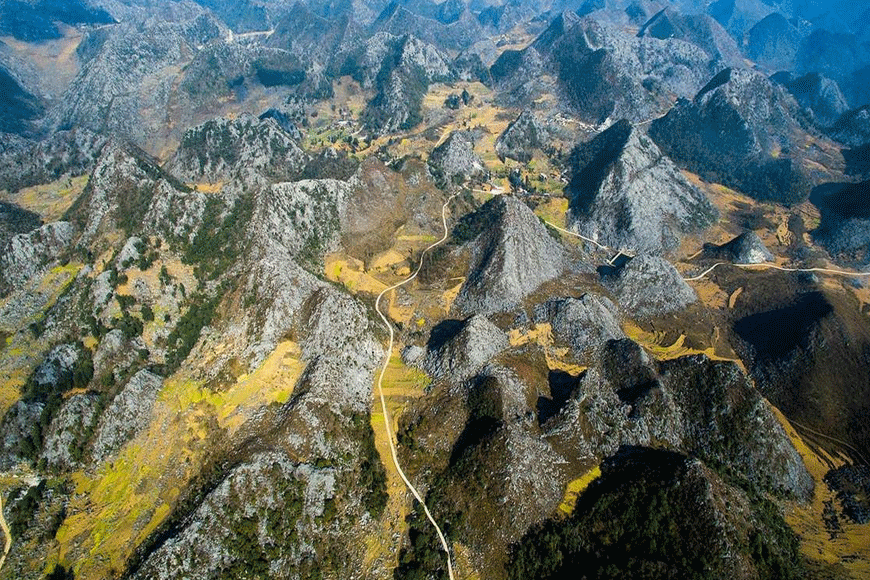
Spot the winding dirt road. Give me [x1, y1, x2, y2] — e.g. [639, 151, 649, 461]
[374, 192, 460, 580]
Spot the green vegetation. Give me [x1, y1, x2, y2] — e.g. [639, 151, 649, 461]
[183, 194, 254, 280]
[164, 294, 220, 371]
[351, 412, 388, 518]
[18, 343, 94, 461]
[394, 499, 452, 580]
[506, 449, 805, 580]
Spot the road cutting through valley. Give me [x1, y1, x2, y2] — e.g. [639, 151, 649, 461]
[375, 189, 870, 579]
[374, 192, 460, 580]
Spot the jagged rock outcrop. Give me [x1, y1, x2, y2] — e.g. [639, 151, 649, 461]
[296, 287, 383, 412]
[70, 141, 200, 246]
[165, 114, 308, 185]
[91, 369, 164, 463]
[372, 2, 484, 51]
[422, 315, 509, 382]
[533, 294, 625, 356]
[0, 399, 43, 469]
[703, 231, 774, 264]
[638, 7, 743, 67]
[649, 67, 814, 204]
[357, 33, 454, 134]
[434, 364, 566, 570]
[827, 105, 870, 147]
[490, 13, 720, 124]
[601, 255, 697, 317]
[546, 339, 813, 498]
[773, 72, 850, 127]
[0, 222, 73, 295]
[130, 452, 336, 580]
[50, 20, 190, 145]
[40, 392, 102, 470]
[428, 130, 486, 184]
[566, 120, 717, 255]
[92, 329, 148, 381]
[453, 195, 567, 316]
[746, 13, 801, 71]
[494, 110, 548, 163]
[0, 343, 80, 468]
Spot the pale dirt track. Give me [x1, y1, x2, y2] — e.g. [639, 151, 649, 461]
[374, 192, 460, 580]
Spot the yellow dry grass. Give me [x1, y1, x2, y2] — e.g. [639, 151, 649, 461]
[440, 279, 465, 315]
[508, 323, 586, 375]
[54, 336, 305, 578]
[773, 407, 870, 578]
[533, 196, 570, 230]
[2, 175, 88, 222]
[623, 321, 742, 369]
[189, 182, 224, 194]
[0, 263, 81, 416]
[365, 351, 430, 573]
[324, 253, 389, 295]
[558, 466, 602, 515]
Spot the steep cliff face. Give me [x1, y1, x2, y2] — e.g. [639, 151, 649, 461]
[566, 119, 717, 255]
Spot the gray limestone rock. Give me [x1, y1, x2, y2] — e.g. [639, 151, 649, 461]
[40, 392, 102, 470]
[495, 110, 548, 163]
[428, 130, 487, 183]
[132, 451, 334, 580]
[297, 287, 383, 412]
[0, 400, 44, 469]
[601, 254, 697, 317]
[546, 340, 814, 499]
[649, 67, 815, 204]
[703, 231, 774, 264]
[91, 369, 163, 463]
[0, 221, 73, 294]
[165, 114, 309, 185]
[534, 294, 625, 356]
[423, 315, 509, 383]
[567, 119, 717, 255]
[454, 195, 567, 316]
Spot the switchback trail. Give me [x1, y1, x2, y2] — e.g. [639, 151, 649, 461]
[374, 192, 459, 580]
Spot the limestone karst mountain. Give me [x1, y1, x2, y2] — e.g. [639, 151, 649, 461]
[566, 119, 717, 255]
[0, 3, 868, 579]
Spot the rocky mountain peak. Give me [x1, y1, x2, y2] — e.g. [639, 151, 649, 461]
[566, 119, 717, 255]
[601, 254, 698, 317]
[454, 195, 567, 316]
[650, 67, 814, 204]
[703, 231, 774, 264]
